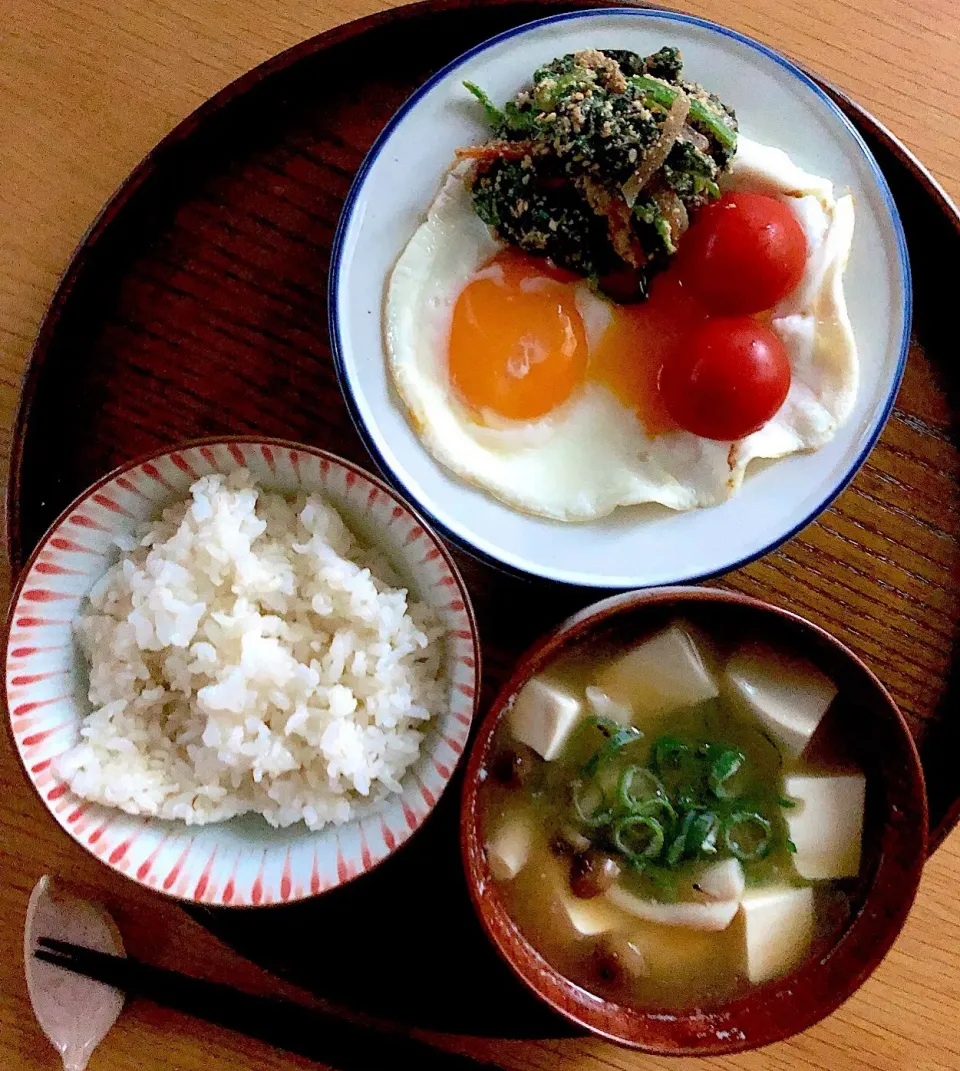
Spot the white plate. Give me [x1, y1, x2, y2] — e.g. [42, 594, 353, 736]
[329, 8, 910, 588]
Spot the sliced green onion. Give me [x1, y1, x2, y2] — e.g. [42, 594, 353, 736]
[708, 747, 744, 798]
[571, 722, 790, 873]
[572, 779, 614, 828]
[780, 796, 798, 809]
[651, 735, 690, 772]
[582, 724, 643, 777]
[688, 810, 720, 856]
[612, 814, 665, 865]
[565, 713, 624, 767]
[585, 714, 624, 738]
[617, 765, 665, 811]
[633, 795, 677, 824]
[723, 812, 773, 862]
[786, 839, 798, 854]
[666, 809, 697, 867]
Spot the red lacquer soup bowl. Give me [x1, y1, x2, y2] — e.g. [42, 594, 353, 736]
[461, 587, 926, 1054]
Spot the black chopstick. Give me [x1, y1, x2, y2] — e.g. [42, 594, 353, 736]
[35, 938, 506, 1071]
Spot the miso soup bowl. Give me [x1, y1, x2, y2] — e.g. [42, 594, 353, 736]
[460, 586, 927, 1055]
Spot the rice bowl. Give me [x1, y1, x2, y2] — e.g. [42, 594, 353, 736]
[5, 441, 479, 905]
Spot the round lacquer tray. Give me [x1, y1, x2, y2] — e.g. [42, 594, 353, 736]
[8, 0, 960, 1040]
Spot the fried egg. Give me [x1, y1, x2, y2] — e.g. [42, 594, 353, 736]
[384, 136, 857, 521]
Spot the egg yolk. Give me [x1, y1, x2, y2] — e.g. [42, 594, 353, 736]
[591, 273, 708, 436]
[449, 252, 588, 421]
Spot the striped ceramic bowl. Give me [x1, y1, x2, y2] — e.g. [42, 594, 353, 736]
[4, 439, 479, 905]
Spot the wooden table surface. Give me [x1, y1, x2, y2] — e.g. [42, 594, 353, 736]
[3, 0, 960, 1068]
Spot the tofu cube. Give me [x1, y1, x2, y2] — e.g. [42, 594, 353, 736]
[486, 814, 533, 882]
[560, 892, 625, 937]
[784, 773, 865, 880]
[508, 678, 584, 761]
[695, 858, 745, 902]
[740, 885, 814, 984]
[725, 642, 837, 758]
[596, 625, 719, 721]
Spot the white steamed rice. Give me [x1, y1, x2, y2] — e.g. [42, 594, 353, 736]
[56, 469, 445, 830]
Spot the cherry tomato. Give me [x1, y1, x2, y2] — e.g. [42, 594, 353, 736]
[679, 192, 807, 315]
[660, 318, 791, 441]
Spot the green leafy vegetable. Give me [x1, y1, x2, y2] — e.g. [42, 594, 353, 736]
[463, 48, 737, 297]
[628, 75, 738, 153]
[502, 100, 540, 135]
[689, 98, 739, 153]
[464, 80, 541, 137]
[628, 73, 680, 110]
[693, 175, 721, 200]
[463, 81, 504, 127]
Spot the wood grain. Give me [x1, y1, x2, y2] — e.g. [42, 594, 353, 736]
[2, 1, 960, 1069]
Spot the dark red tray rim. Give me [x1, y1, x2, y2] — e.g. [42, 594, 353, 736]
[5, 0, 959, 848]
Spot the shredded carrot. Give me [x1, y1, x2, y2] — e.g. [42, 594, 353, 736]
[455, 141, 534, 162]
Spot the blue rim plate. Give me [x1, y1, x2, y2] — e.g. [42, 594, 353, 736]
[328, 7, 911, 589]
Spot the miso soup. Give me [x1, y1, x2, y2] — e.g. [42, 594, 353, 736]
[479, 622, 865, 1010]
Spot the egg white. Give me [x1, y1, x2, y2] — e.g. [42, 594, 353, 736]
[384, 138, 857, 521]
